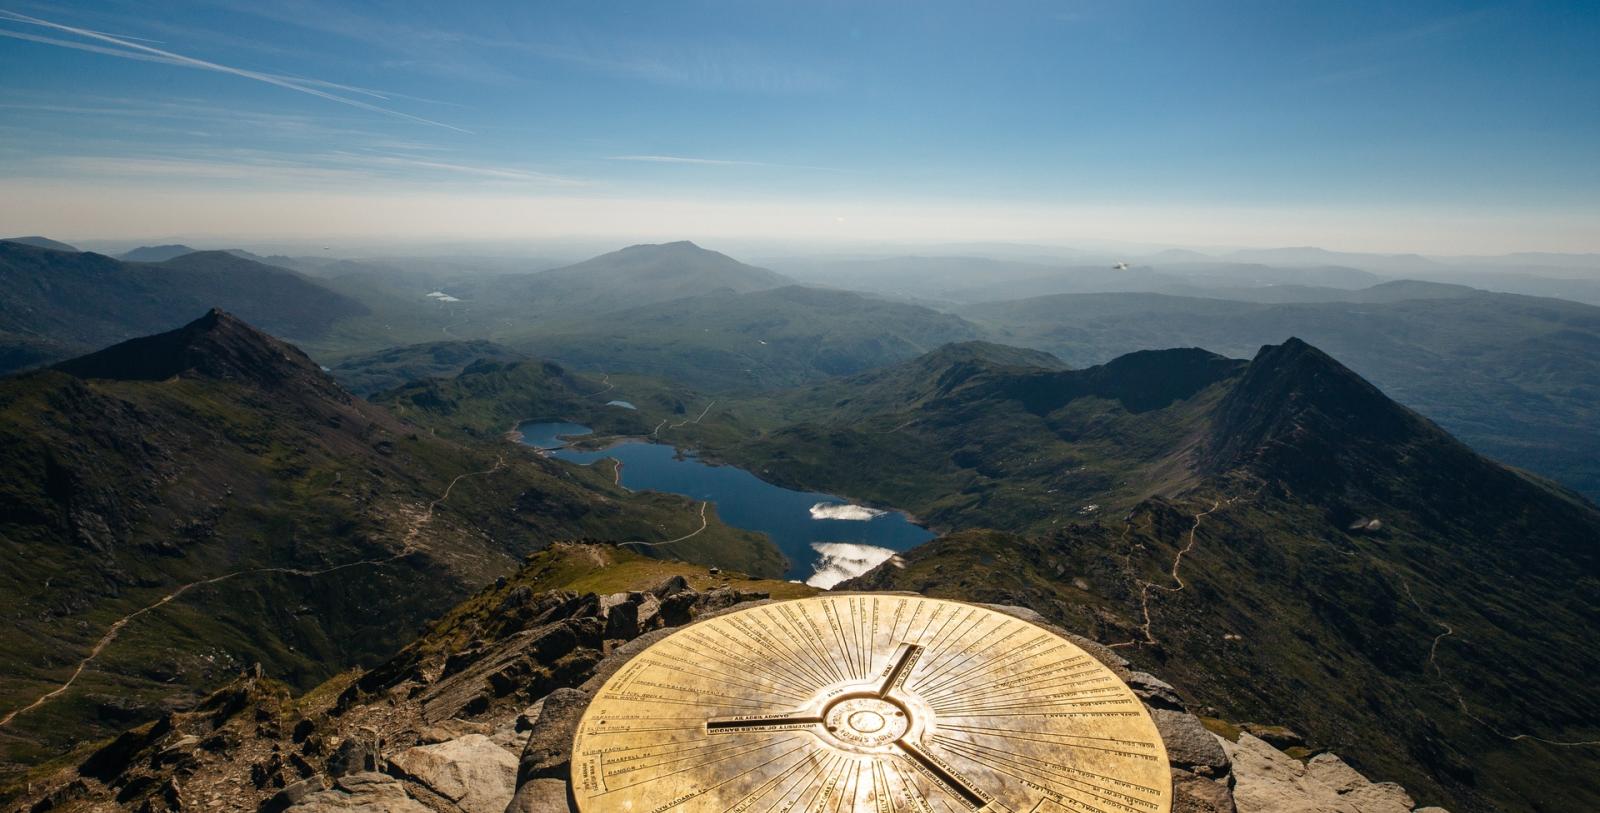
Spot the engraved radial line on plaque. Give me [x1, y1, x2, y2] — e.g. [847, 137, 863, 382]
[934, 738, 1160, 811]
[864, 598, 876, 678]
[957, 663, 1102, 700]
[745, 748, 825, 813]
[760, 606, 840, 688]
[930, 680, 1122, 708]
[920, 637, 1063, 698]
[894, 739, 992, 808]
[850, 598, 864, 680]
[845, 759, 866, 813]
[868, 597, 881, 677]
[933, 693, 1134, 717]
[913, 617, 1017, 692]
[822, 599, 859, 681]
[846, 598, 862, 680]
[764, 751, 831, 813]
[597, 737, 806, 794]
[924, 651, 1085, 703]
[825, 601, 864, 681]
[613, 736, 786, 775]
[913, 602, 947, 644]
[642, 658, 808, 703]
[935, 674, 1118, 710]
[836, 598, 864, 681]
[940, 722, 1160, 750]
[872, 761, 897, 813]
[779, 602, 850, 686]
[886, 762, 922, 810]
[755, 608, 837, 688]
[608, 694, 768, 710]
[924, 607, 986, 669]
[592, 733, 779, 758]
[723, 613, 822, 689]
[902, 600, 928, 645]
[929, 687, 1126, 715]
[909, 611, 993, 691]
[728, 748, 827, 813]
[815, 755, 854, 813]
[935, 727, 1159, 762]
[963, 658, 1103, 698]
[915, 606, 967, 669]
[771, 604, 846, 686]
[684, 631, 815, 695]
[933, 733, 1163, 795]
[913, 743, 1068, 810]
[878, 644, 920, 697]
[891, 599, 916, 647]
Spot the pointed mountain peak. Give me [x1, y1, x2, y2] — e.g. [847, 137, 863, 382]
[1205, 337, 1437, 475]
[53, 309, 341, 396]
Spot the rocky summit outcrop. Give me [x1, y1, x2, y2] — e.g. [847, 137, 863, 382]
[14, 559, 1443, 813]
[1221, 733, 1448, 813]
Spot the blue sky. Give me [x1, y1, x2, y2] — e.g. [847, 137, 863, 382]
[1, 1, 1596, 251]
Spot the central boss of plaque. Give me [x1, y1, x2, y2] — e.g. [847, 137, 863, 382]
[571, 595, 1171, 812]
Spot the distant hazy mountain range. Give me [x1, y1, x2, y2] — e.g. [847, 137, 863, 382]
[5, 236, 1599, 500]
[0, 241, 367, 371]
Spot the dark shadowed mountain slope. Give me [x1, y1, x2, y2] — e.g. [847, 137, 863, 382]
[645, 341, 1244, 531]
[0, 243, 368, 373]
[0, 312, 774, 781]
[839, 339, 1600, 813]
[962, 288, 1600, 500]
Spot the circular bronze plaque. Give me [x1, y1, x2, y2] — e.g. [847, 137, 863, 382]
[571, 595, 1171, 812]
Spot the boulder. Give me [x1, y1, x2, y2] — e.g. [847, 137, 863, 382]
[506, 777, 575, 813]
[1152, 708, 1229, 774]
[284, 772, 429, 813]
[387, 734, 517, 813]
[516, 688, 590, 782]
[264, 775, 328, 812]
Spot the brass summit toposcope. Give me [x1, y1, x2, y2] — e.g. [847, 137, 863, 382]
[571, 595, 1171, 812]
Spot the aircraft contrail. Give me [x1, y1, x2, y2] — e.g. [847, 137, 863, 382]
[0, 9, 472, 134]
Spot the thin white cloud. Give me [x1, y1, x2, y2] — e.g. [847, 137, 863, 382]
[608, 154, 844, 172]
[334, 152, 589, 186]
[28, 148, 587, 189]
[0, 9, 471, 133]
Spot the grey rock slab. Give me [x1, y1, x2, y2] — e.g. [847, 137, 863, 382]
[388, 734, 517, 813]
[1152, 708, 1229, 773]
[284, 772, 429, 813]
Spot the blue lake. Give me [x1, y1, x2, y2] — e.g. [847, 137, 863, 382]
[516, 422, 934, 586]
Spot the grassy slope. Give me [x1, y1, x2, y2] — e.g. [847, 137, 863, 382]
[838, 341, 1600, 813]
[0, 327, 781, 779]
